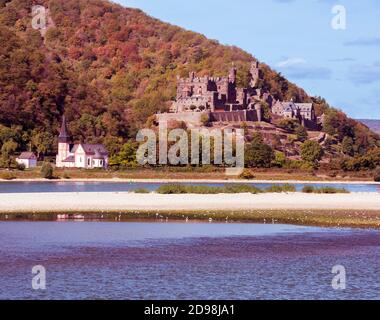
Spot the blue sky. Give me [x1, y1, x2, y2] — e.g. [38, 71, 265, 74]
[117, 0, 380, 119]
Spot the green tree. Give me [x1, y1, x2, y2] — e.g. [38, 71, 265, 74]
[277, 119, 299, 132]
[274, 151, 286, 167]
[31, 130, 54, 158]
[295, 125, 308, 142]
[342, 136, 355, 157]
[301, 140, 324, 165]
[41, 162, 54, 179]
[245, 133, 275, 168]
[0, 140, 18, 168]
[109, 141, 138, 168]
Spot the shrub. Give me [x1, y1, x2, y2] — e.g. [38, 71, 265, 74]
[239, 169, 255, 180]
[0, 171, 16, 180]
[17, 163, 25, 171]
[223, 184, 262, 194]
[317, 187, 349, 194]
[302, 186, 315, 193]
[295, 125, 308, 142]
[134, 188, 150, 193]
[302, 186, 349, 194]
[301, 140, 324, 164]
[62, 172, 71, 179]
[41, 162, 54, 179]
[266, 184, 296, 193]
[245, 133, 275, 168]
[156, 184, 188, 194]
[374, 168, 380, 182]
[156, 184, 262, 194]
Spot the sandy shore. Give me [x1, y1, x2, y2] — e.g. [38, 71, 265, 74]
[0, 192, 379, 213]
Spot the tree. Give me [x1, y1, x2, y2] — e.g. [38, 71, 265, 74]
[0, 140, 18, 168]
[274, 151, 286, 167]
[277, 119, 299, 132]
[342, 136, 354, 156]
[41, 162, 54, 179]
[301, 140, 324, 165]
[295, 125, 308, 142]
[31, 131, 54, 158]
[374, 167, 380, 182]
[109, 141, 138, 168]
[245, 133, 275, 168]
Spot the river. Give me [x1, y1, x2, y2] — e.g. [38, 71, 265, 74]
[0, 181, 379, 193]
[0, 222, 379, 300]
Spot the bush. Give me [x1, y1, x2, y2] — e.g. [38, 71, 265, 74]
[374, 168, 380, 182]
[239, 169, 255, 180]
[17, 163, 25, 171]
[62, 172, 71, 179]
[223, 184, 262, 194]
[302, 186, 315, 193]
[134, 188, 150, 193]
[0, 171, 16, 180]
[41, 163, 54, 179]
[266, 184, 296, 193]
[156, 184, 262, 194]
[302, 186, 349, 194]
[156, 184, 189, 194]
[301, 140, 324, 165]
[245, 133, 275, 168]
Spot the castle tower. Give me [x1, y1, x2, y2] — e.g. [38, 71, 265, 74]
[228, 66, 237, 84]
[250, 60, 260, 88]
[56, 115, 71, 167]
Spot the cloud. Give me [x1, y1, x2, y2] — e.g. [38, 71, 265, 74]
[275, 58, 306, 67]
[347, 61, 380, 84]
[344, 38, 380, 46]
[275, 58, 332, 80]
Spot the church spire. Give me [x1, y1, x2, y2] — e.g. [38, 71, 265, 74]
[58, 115, 70, 143]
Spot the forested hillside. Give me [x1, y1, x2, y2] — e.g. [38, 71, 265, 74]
[0, 0, 379, 167]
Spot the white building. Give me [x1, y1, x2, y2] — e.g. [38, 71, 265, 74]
[16, 152, 37, 169]
[56, 116, 109, 169]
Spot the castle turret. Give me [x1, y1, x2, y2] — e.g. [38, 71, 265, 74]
[250, 60, 260, 88]
[228, 66, 237, 84]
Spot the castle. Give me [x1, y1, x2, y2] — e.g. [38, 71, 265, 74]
[158, 61, 317, 128]
[56, 116, 109, 169]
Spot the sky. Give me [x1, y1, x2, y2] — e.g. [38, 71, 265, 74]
[117, 0, 380, 119]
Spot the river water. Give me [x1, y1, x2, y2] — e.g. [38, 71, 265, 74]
[0, 181, 379, 193]
[0, 222, 379, 300]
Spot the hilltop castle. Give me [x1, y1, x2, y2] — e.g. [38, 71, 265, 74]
[158, 61, 318, 128]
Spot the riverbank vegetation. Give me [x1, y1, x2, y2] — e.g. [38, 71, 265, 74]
[302, 186, 349, 194]
[155, 184, 298, 194]
[0, 166, 379, 182]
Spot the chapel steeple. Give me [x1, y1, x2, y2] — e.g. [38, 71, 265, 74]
[58, 115, 70, 143]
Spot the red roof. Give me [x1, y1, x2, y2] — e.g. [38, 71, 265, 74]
[17, 152, 37, 160]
